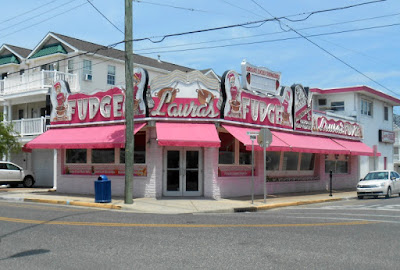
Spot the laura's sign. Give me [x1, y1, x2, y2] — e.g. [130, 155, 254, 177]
[312, 114, 363, 139]
[147, 70, 221, 119]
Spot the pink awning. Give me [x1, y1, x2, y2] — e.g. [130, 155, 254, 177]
[24, 123, 146, 149]
[332, 138, 380, 156]
[222, 125, 291, 152]
[272, 130, 350, 154]
[156, 123, 220, 147]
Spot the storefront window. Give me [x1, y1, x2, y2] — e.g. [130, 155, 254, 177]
[66, 149, 87, 163]
[92, 149, 115, 163]
[300, 153, 315, 171]
[266, 151, 280, 171]
[325, 159, 349, 174]
[219, 132, 235, 164]
[120, 132, 146, 164]
[239, 141, 251, 165]
[282, 152, 298, 171]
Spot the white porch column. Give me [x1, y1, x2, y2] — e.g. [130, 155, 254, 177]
[53, 149, 57, 190]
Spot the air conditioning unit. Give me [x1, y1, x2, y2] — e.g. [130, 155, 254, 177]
[84, 74, 92, 81]
[318, 99, 327, 106]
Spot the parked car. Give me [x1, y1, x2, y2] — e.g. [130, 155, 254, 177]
[357, 170, 400, 199]
[0, 161, 35, 188]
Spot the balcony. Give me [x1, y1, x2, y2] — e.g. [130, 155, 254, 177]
[0, 70, 78, 96]
[5, 116, 48, 137]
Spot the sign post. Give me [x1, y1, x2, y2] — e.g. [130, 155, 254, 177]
[247, 131, 258, 204]
[257, 128, 272, 203]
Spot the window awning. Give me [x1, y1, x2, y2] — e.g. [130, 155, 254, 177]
[24, 123, 146, 150]
[221, 125, 291, 152]
[271, 130, 350, 154]
[156, 123, 220, 147]
[332, 138, 380, 156]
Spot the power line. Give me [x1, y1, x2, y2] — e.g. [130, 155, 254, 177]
[135, 11, 400, 52]
[0, 1, 89, 40]
[136, 22, 400, 54]
[0, 0, 82, 33]
[0, 0, 61, 25]
[130, 0, 388, 43]
[86, 0, 124, 34]
[250, 0, 397, 96]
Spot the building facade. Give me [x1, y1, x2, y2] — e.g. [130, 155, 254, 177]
[0, 32, 218, 187]
[25, 61, 399, 199]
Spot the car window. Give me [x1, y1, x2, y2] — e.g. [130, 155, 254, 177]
[391, 172, 396, 179]
[364, 172, 388, 180]
[0, 163, 7, 169]
[6, 164, 20, 171]
[394, 172, 400, 178]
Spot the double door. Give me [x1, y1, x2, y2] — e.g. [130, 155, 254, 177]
[163, 148, 203, 196]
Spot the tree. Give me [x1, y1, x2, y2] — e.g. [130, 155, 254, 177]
[0, 113, 21, 158]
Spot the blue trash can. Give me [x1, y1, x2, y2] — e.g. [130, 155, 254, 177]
[94, 175, 111, 203]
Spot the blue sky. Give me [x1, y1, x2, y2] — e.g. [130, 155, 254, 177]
[2, 0, 400, 103]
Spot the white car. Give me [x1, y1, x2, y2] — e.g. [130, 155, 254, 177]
[357, 170, 400, 199]
[0, 161, 35, 188]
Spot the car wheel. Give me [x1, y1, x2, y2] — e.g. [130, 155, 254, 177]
[358, 195, 363, 199]
[385, 187, 392, 199]
[23, 176, 34, 188]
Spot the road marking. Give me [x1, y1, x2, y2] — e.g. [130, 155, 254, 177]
[0, 216, 377, 228]
[0, 202, 86, 212]
[292, 216, 400, 224]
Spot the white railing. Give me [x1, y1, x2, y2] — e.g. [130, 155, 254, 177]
[1, 70, 78, 95]
[0, 79, 4, 95]
[7, 116, 48, 136]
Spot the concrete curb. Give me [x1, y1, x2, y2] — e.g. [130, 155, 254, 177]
[234, 198, 344, 212]
[23, 198, 122, 210]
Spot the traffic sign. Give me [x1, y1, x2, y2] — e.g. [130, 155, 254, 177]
[257, 128, 272, 148]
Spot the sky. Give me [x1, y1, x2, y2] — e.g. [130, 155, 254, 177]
[1, 0, 400, 106]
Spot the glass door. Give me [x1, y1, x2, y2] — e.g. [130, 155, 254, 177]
[164, 148, 203, 196]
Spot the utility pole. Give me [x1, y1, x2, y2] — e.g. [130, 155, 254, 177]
[124, 0, 134, 204]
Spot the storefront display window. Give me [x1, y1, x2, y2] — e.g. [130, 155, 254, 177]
[120, 132, 146, 164]
[66, 149, 87, 163]
[219, 132, 235, 164]
[282, 152, 299, 170]
[239, 141, 251, 165]
[325, 156, 349, 174]
[92, 149, 115, 163]
[266, 151, 280, 171]
[300, 153, 315, 171]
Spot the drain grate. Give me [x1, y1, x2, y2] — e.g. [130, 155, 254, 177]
[234, 207, 257, 213]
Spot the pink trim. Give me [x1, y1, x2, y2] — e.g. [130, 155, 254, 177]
[222, 125, 291, 152]
[272, 130, 350, 154]
[332, 138, 381, 156]
[311, 86, 400, 105]
[25, 124, 146, 149]
[156, 123, 220, 147]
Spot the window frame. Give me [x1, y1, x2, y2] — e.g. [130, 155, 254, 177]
[361, 99, 373, 116]
[331, 101, 344, 111]
[83, 59, 92, 80]
[384, 106, 389, 121]
[218, 131, 251, 166]
[107, 65, 116, 85]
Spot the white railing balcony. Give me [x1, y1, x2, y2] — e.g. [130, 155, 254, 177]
[0, 79, 4, 95]
[7, 116, 48, 137]
[1, 70, 78, 95]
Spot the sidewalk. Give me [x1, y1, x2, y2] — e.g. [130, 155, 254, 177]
[0, 187, 357, 214]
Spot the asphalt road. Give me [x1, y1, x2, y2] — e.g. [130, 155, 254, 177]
[0, 196, 399, 270]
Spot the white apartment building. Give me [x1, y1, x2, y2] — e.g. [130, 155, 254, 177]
[0, 32, 218, 187]
[311, 86, 399, 179]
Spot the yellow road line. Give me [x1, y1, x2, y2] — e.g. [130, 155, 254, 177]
[0, 216, 378, 228]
